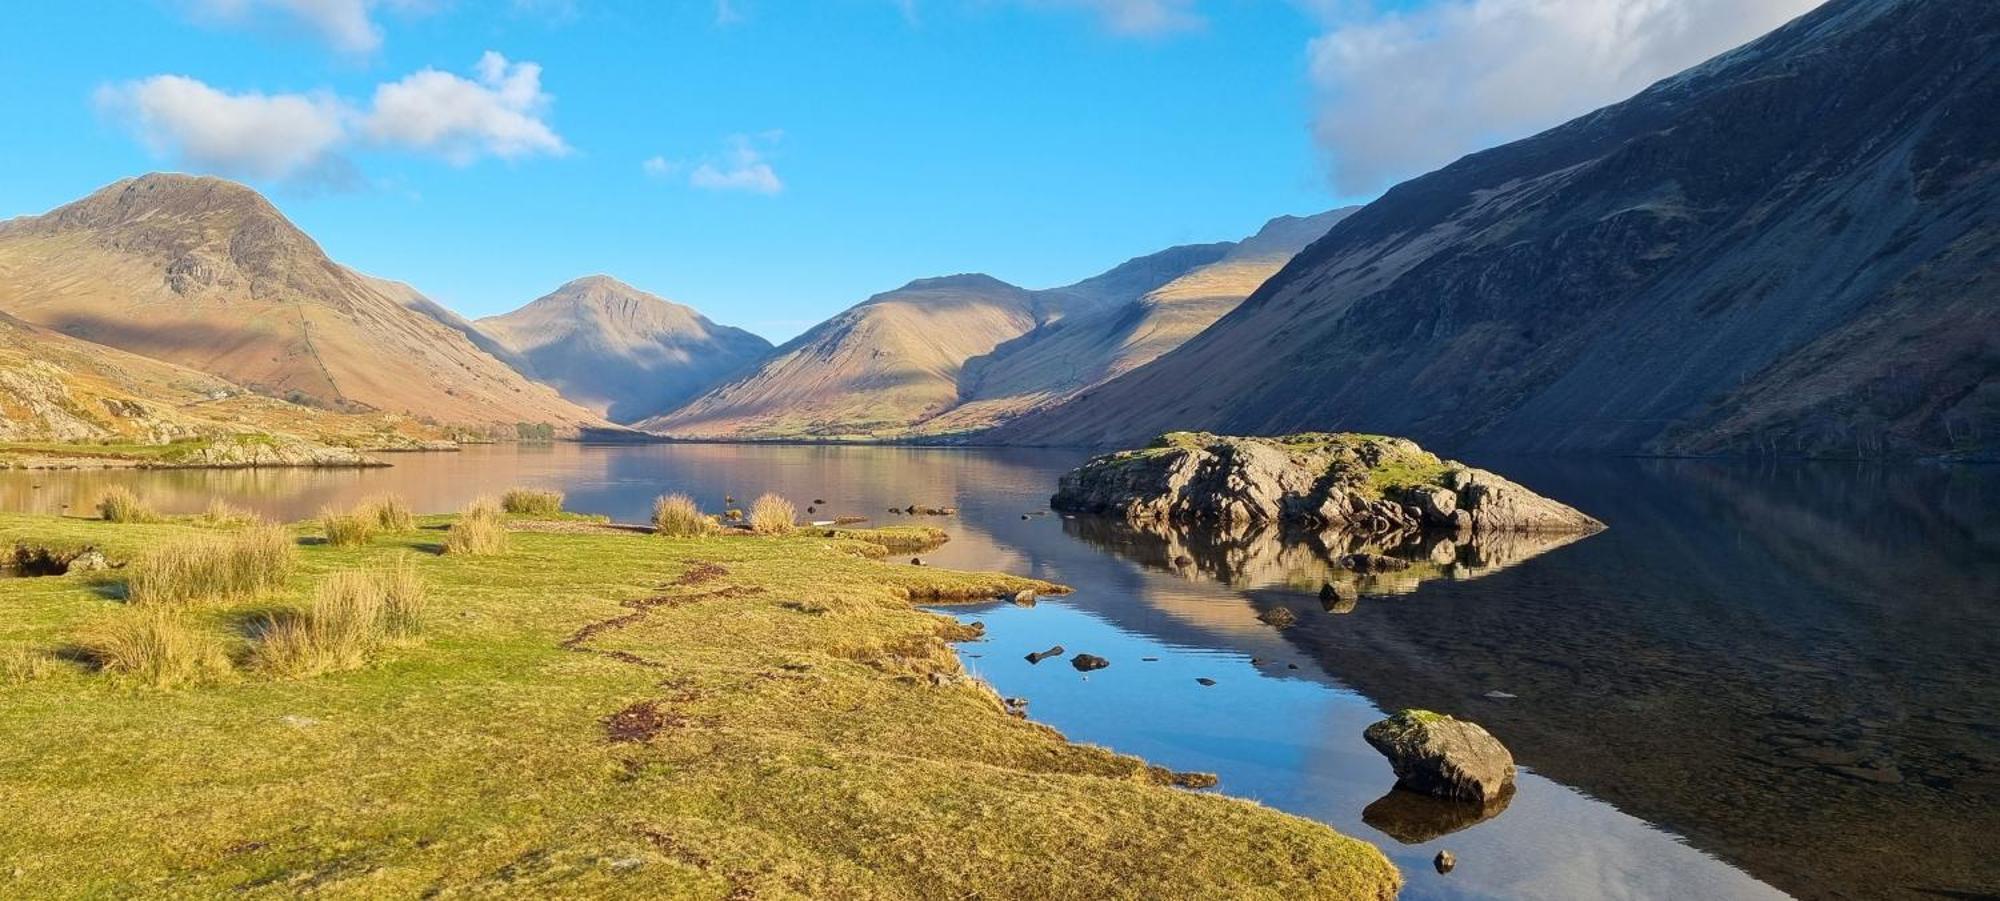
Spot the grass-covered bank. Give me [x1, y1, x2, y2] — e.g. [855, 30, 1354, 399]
[0, 509, 1398, 898]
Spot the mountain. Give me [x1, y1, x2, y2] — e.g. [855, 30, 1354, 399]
[0, 174, 605, 433]
[927, 209, 1358, 434]
[643, 212, 1351, 440]
[476, 276, 772, 423]
[995, 0, 1998, 458]
[639, 274, 1058, 439]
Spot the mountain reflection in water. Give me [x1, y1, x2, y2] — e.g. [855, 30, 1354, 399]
[2, 447, 1991, 900]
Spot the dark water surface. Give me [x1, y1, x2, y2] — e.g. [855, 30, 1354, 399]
[5, 445, 1994, 900]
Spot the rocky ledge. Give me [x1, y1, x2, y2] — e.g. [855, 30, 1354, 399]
[1051, 432, 1602, 533]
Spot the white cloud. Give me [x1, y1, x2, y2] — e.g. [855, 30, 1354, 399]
[183, 0, 439, 53]
[686, 134, 784, 195]
[94, 76, 349, 182]
[98, 52, 567, 185]
[361, 52, 568, 164]
[1307, 0, 1826, 195]
[1048, 0, 1202, 35]
[641, 155, 679, 178]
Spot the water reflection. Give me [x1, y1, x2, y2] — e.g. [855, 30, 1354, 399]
[2, 448, 1992, 900]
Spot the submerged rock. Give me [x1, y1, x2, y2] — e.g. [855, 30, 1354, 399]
[1257, 607, 1297, 629]
[1025, 645, 1064, 664]
[1362, 785, 1515, 844]
[1434, 851, 1456, 874]
[1051, 432, 1602, 534]
[1070, 653, 1110, 672]
[1363, 709, 1516, 804]
[1319, 581, 1358, 614]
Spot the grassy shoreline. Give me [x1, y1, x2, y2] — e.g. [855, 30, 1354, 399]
[0, 509, 1398, 898]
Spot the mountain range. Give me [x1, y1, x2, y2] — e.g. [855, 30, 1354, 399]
[640, 209, 1354, 440]
[1, 0, 1989, 460]
[992, 0, 1998, 458]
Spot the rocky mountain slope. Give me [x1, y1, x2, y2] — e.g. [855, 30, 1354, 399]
[0, 174, 606, 434]
[0, 311, 393, 464]
[477, 275, 771, 422]
[996, 0, 1998, 458]
[644, 212, 1351, 440]
[928, 209, 1358, 434]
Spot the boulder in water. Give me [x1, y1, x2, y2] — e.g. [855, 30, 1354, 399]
[1363, 709, 1516, 804]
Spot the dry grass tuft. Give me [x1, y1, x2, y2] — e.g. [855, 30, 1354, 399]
[251, 571, 389, 677]
[357, 494, 415, 531]
[74, 610, 230, 688]
[379, 554, 427, 641]
[95, 486, 158, 523]
[651, 493, 715, 538]
[195, 499, 259, 528]
[749, 493, 797, 535]
[501, 488, 565, 517]
[444, 497, 509, 556]
[319, 507, 378, 548]
[126, 525, 297, 607]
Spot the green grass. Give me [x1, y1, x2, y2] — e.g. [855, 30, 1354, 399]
[0, 510, 1399, 899]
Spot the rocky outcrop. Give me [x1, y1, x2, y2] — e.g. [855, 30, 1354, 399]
[1363, 709, 1517, 804]
[155, 436, 380, 468]
[1051, 432, 1602, 533]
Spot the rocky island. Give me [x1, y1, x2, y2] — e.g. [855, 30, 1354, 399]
[1051, 432, 1603, 534]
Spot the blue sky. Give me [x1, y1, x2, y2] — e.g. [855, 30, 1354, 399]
[0, 1, 1821, 340]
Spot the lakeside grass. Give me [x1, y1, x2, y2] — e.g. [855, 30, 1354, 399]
[0, 510, 1399, 899]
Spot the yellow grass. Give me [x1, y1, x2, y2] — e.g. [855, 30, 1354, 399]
[749, 492, 797, 535]
[251, 572, 387, 678]
[380, 553, 427, 641]
[94, 485, 157, 523]
[651, 492, 715, 537]
[125, 525, 297, 607]
[74, 609, 230, 688]
[318, 506, 377, 548]
[357, 493, 415, 531]
[444, 497, 509, 556]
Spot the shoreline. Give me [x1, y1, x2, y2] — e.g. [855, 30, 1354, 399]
[0, 509, 1401, 897]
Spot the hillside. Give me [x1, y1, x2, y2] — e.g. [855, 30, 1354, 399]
[639, 274, 1074, 439]
[927, 209, 1357, 435]
[995, 0, 1998, 458]
[643, 213, 1351, 441]
[477, 276, 772, 422]
[0, 174, 606, 434]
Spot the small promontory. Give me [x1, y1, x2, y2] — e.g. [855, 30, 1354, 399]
[1051, 432, 1602, 533]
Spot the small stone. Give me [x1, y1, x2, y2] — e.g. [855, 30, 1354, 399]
[1484, 690, 1517, 700]
[1258, 607, 1297, 628]
[1287, 663, 1300, 670]
[1003, 697, 1029, 717]
[67, 549, 111, 572]
[814, 499, 827, 505]
[1012, 590, 1037, 607]
[1434, 851, 1456, 874]
[1173, 554, 1194, 566]
[1141, 656, 1160, 662]
[910, 557, 925, 566]
[1070, 653, 1110, 672]
[280, 715, 321, 729]
[1195, 678, 1216, 686]
[1319, 581, 1358, 613]
[1339, 553, 1411, 573]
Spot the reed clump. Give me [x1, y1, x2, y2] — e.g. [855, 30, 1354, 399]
[444, 497, 508, 556]
[500, 488, 565, 517]
[356, 494, 415, 531]
[75, 610, 230, 688]
[126, 525, 297, 607]
[95, 486, 158, 524]
[319, 507, 378, 548]
[651, 493, 715, 538]
[749, 493, 797, 536]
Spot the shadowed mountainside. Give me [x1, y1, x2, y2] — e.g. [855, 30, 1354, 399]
[995, 0, 1998, 459]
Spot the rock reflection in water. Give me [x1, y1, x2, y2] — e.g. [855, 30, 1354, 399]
[1062, 515, 1592, 599]
[1363, 785, 1516, 845]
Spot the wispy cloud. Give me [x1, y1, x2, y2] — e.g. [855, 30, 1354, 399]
[651, 133, 785, 195]
[1306, 0, 1825, 195]
[97, 52, 567, 186]
[181, 0, 440, 53]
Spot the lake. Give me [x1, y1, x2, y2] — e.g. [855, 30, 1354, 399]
[4, 444, 1994, 900]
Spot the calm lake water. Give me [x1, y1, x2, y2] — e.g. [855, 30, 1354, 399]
[5, 444, 1995, 900]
